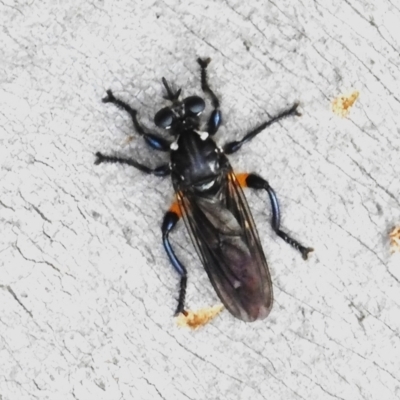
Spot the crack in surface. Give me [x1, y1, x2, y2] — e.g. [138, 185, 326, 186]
[1, 284, 33, 318]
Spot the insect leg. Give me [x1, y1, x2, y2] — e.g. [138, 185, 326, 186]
[236, 173, 313, 260]
[94, 152, 170, 176]
[162, 201, 188, 315]
[197, 58, 222, 135]
[223, 103, 300, 154]
[102, 90, 171, 151]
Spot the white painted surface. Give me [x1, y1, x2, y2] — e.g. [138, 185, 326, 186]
[1, 1, 399, 399]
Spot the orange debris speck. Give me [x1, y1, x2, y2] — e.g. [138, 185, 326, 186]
[389, 226, 400, 253]
[176, 304, 224, 329]
[331, 91, 359, 117]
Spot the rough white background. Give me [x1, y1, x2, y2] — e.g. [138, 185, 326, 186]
[1, 0, 399, 399]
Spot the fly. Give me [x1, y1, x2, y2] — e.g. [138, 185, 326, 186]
[96, 58, 313, 322]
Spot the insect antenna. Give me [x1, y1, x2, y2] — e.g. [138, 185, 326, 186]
[162, 77, 181, 102]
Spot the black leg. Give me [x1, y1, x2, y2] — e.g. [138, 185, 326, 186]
[95, 152, 170, 177]
[197, 58, 222, 135]
[245, 173, 313, 260]
[162, 209, 188, 315]
[223, 103, 300, 154]
[102, 90, 171, 151]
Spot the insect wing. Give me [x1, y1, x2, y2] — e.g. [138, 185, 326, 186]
[175, 167, 273, 322]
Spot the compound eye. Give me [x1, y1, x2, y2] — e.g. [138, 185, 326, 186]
[183, 96, 205, 116]
[154, 107, 174, 129]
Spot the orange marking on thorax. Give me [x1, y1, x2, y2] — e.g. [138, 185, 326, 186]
[169, 192, 183, 218]
[234, 173, 250, 188]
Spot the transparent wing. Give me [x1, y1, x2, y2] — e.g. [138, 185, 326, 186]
[175, 166, 273, 322]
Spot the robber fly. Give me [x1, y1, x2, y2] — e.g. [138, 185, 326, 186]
[95, 58, 313, 322]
